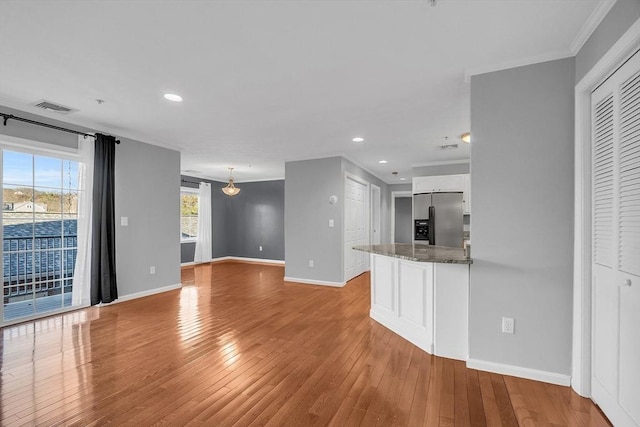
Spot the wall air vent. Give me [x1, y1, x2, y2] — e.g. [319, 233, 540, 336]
[439, 143, 459, 150]
[32, 100, 77, 115]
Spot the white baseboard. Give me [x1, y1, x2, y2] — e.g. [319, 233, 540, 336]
[227, 256, 285, 265]
[284, 276, 346, 287]
[99, 283, 183, 306]
[466, 358, 571, 386]
[370, 309, 434, 355]
[201, 256, 285, 265]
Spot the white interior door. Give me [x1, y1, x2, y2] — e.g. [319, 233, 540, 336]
[371, 184, 381, 245]
[345, 174, 369, 281]
[591, 50, 639, 427]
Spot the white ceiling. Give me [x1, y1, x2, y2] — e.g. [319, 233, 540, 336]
[0, 0, 606, 183]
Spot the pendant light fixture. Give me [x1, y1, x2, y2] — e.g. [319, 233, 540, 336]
[221, 167, 241, 197]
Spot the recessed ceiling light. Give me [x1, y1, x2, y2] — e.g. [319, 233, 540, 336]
[400, 177, 406, 181]
[164, 93, 183, 102]
[378, 160, 388, 164]
[461, 132, 471, 143]
[352, 137, 364, 143]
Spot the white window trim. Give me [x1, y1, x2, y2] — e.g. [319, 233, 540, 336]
[0, 136, 84, 326]
[1, 134, 79, 160]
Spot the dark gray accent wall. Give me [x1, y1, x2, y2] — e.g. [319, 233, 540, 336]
[412, 162, 470, 177]
[575, 0, 640, 83]
[227, 180, 285, 260]
[1, 105, 182, 296]
[180, 176, 285, 263]
[181, 241, 196, 264]
[469, 57, 575, 375]
[394, 197, 413, 243]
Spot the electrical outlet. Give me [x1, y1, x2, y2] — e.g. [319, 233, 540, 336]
[120, 216, 128, 226]
[150, 266, 156, 275]
[308, 260, 314, 268]
[259, 245, 263, 251]
[329, 219, 334, 228]
[502, 317, 515, 334]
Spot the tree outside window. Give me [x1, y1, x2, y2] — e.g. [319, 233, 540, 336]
[180, 189, 198, 241]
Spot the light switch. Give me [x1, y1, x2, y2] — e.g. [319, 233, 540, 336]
[329, 219, 334, 228]
[121, 216, 128, 226]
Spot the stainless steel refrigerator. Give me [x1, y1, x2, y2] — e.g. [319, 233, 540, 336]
[413, 192, 464, 247]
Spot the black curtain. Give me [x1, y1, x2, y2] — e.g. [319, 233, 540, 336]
[91, 133, 118, 304]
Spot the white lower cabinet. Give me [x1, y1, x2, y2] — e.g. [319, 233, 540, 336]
[370, 254, 469, 360]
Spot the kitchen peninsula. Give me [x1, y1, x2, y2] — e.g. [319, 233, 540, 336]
[354, 244, 472, 361]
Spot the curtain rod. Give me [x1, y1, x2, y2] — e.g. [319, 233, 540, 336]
[1, 113, 120, 144]
[181, 178, 202, 185]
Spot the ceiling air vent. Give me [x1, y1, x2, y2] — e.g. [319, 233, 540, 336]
[439, 143, 459, 150]
[32, 100, 77, 115]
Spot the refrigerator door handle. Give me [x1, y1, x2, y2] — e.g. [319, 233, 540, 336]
[428, 205, 435, 245]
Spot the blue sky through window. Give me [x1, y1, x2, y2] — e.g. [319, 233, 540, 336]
[3, 150, 78, 189]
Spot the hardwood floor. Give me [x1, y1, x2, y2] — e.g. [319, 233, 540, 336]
[1, 262, 611, 426]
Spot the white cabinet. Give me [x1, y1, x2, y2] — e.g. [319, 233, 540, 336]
[437, 174, 465, 191]
[413, 176, 438, 193]
[413, 174, 465, 193]
[369, 254, 469, 360]
[413, 173, 471, 213]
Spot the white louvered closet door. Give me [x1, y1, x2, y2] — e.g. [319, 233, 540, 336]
[591, 49, 640, 427]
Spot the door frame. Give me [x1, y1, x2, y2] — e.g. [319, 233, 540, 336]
[572, 19, 639, 397]
[391, 191, 412, 243]
[0, 134, 86, 327]
[344, 172, 370, 281]
[370, 184, 381, 245]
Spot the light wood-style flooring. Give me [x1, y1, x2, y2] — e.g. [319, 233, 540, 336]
[1, 262, 611, 426]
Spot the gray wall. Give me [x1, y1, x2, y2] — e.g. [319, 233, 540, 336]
[412, 162, 470, 177]
[575, 0, 640, 83]
[284, 156, 391, 284]
[226, 180, 285, 260]
[394, 197, 413, 243]
[389, 183, 413, 244]
[389, 184, 412, 192]
[285, 157, 344, 283]
[1, 105, 181, 298]
[469, 57, 575, 375]
[115, 139, 181, 295]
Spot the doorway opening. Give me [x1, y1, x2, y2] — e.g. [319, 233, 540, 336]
[1, 143, 81, 324]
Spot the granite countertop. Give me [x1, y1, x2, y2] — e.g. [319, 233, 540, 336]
[353, 243, 472, 264]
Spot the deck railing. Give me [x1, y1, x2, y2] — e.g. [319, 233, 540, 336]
[3, 235, 77, 302]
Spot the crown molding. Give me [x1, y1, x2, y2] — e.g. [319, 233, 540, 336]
[464, 50, 573, 82]
[570, 0, 617, 55]
[340, 153, 391, 184]
[412, 159, 470, 168]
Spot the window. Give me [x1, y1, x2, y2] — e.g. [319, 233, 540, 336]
[180, 188, 198, 242]
[2, 147, 80, 322]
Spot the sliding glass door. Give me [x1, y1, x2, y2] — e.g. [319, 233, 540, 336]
[1, 146, 80, 323]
